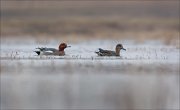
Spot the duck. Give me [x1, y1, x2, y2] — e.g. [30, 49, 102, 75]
[95, 44, 126, 56]
[34, 43, 71, 56]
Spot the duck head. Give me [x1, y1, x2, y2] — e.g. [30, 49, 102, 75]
[115, 44, 126, 56]
[59, 43, 71, 51]
[116, 44, 126, 51]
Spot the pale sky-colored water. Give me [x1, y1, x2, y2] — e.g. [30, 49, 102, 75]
[1, 39, 179, 62]
[1, 39, 179, 109]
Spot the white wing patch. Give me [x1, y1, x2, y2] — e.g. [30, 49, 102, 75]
[45, 50, 53, 53]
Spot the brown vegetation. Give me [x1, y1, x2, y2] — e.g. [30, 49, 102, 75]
[1, 1, 179, 44]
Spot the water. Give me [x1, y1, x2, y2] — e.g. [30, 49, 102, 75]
[1, 39, 179, 109]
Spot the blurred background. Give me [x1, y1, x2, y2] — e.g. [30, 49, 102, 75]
[1, 1, 179, 45]
[1, 1, 179, 110]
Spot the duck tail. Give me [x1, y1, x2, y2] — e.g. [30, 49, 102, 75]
[95, 48, 103, 55]
[36, 47, 46, 51]
[98, 48, 104, 52]
[34, 51, 40, 55]
[95, 51, 99, 54]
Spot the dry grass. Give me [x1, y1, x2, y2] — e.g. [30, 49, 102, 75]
[1, 1, 179, 45]
[1, 17, 179, 44]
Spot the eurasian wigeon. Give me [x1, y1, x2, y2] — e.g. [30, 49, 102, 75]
[95, 44, 126, 56]
[34, 43, 71, 56]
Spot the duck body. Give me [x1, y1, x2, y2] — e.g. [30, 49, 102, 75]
[34, 43, 70, 56]
[95, 44, 126, 56]
[34, 47, 65, 56]
[96, 48, 117, 56]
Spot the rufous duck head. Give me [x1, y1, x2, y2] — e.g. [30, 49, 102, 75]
[59, 43, 71, 51]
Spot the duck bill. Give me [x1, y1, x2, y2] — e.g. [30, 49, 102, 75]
[122, 48, 126, 51]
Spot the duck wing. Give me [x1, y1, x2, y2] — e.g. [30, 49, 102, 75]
[35, 47, 58, 55]
[44, 48, 58, 52]
[36, 47, 57, 52]
[96, 48, 116, 56]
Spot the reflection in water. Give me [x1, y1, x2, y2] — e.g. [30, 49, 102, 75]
[1, 73, 179, 109]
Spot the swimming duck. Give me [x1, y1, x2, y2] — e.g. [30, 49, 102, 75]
[34, 43, 71, 56]
[95, 44, 126, 56]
